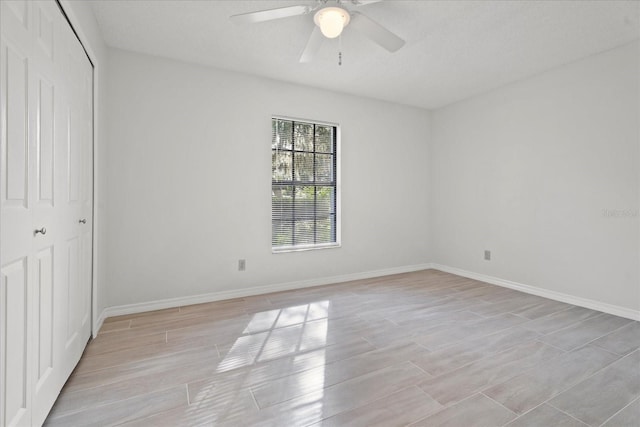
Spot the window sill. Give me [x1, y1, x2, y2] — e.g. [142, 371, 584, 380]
[272, 243, 341, 254]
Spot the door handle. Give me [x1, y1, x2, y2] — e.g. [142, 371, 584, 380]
[34, 227, 47, 236]
[79, 219, 87, 224]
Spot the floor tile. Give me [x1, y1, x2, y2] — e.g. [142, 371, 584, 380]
[75, 337, 219, 375]
[601, 397, 640, 427]
[61, 345, 219, 394]
[412, 326, 540, 376]
[510, 298, 572, 320]
[189, 339, 377, 399]
[414, 313, 528, 350]
[538, 314, 631, 351]
[418, 340, 563, 405]
[219, 362, 429, 426]
[468, 293, 545, 318]
[408, 393, 516, 427]
[83, 331, 167, 358]
[505, 404, 589, 427]
[520, 306, 602, 335]
[391, 303, 478, 327]
[49, 349, 219, 417]
[251, 342, 430, 408]
[98, 319, 131, 334]
[311, 386, 443, 427]
[120, 387, 257, 426]
[44, 386, 188, 427]
[549, 349, 640, 426]
[592, 321, 640, 356]
[484, 345, 619, 414]
[362, 311, 482, 349]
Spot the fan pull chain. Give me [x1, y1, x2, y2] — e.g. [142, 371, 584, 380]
[338, 35, 343, 66]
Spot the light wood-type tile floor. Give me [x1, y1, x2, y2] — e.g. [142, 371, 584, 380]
[45, 270, 640, 426]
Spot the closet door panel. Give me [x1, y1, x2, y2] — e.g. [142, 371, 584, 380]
[3, 1, 30, 53]
[0, 1, 33, 423]
[80, 229, 91, 331]
[3, 45, 28, 206]
[34, 247, 54, 388]
[64, 237, 80, 348]
[0, 258, 30, 427]
[34, 3, 54, 61]
[36, 78, 54, 205]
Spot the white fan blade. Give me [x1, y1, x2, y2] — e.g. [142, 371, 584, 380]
[350, 12, 405, 52]
[353, 0, 383, 5]
[230, 5, 310, 24]
[300, 26, 324, 63]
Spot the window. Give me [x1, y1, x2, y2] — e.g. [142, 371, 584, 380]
[272, 117, 339, 252]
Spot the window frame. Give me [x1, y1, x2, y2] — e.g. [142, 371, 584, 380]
[271, 115, 341, 253]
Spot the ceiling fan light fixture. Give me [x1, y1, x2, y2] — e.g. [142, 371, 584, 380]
[314, 6, 350, 39]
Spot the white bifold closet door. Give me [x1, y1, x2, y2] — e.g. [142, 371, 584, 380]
[0, 0, 93, 425]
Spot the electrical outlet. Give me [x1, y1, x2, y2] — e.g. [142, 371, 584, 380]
[238, 259, 246, 271]
[484, 250, 491, 261]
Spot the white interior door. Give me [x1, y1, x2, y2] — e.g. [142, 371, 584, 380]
[0, 1, 93, 425]
[1, 3, 38, 425]
[30, 2, 66, 424]
[58, 16, 93, 380]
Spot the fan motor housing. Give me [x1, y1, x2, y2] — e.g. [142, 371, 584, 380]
[314, 6, 351, 38]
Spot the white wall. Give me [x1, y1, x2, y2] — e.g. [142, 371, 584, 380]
[59, 1, 110, 330]
[431, 42, 640, 311]
[104, 40, 638, 316]
[106, 48, 431, 307]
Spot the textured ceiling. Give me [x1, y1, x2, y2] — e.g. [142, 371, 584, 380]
[90, 0, 640, 109]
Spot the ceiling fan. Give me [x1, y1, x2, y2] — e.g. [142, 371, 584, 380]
[230, 0, 405, 63]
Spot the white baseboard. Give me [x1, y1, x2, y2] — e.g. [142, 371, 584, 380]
[432, 264, 640, 321]
[98, 263, 434, 325]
